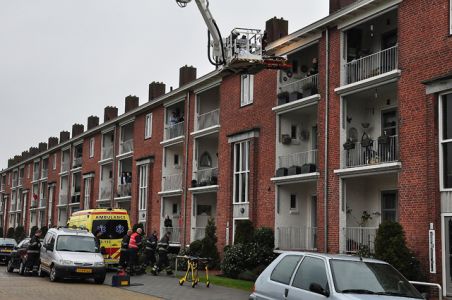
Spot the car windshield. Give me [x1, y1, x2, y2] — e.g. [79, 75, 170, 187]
[92, 220, 128, 239]
[330, 260, 423, 299]
[56, 235, 97, 252]
[0, 238, 17, 246]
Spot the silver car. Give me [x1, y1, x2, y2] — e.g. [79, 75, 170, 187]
[249, 252, 423, 300]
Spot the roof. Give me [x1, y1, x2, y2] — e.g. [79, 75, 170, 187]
[48, 227, 92, 236]
[71, 208, 128, 216]
[278, 251, 388, 264]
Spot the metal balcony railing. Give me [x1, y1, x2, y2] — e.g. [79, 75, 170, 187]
[58, 194, 68, 206]
[61, 161, 70, 173]
[162, 173, 182, 191]
[100, 181, 112, 200]
[278, 74, 319, 103]
[345, 45, 398, 84]
[73, 157, 83, 168]
[117, 183, 131, 198]
[120, 139, 134, 154]
[194, 167, 218, 187]
[41, 169, 48, 179]
[343, 135, 398, 168]
[18, 178, 23, 186]
[165, 121, 184, 140]
[12, 178, 18, 187]
[33, 171, 40, 181]
[277, 226, 317, 250]
[161, 226, 181, 244]
[39, 198, 46, 208]
[197, 109, 220, 131]
[102, 145, 113, 160]
[344, 226, 378, 254]
[192, 227, 206, 241]
[278, 149, 318, 169]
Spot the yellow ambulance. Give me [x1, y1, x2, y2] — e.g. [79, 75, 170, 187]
[67, 208, 131, 265]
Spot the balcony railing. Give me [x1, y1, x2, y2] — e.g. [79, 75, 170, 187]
[161, 226, 181, 244]
[277, 149, 318, 170]
[277, 226, 317, 250]
[165, 121, 184, 140]
[39, 198, 46, 208]
[18, 178, 23, 186]
[12, 178, 18, 187]
[197, 109, 220, 131]
[278, 74, 319, 104]
[163, 173, 182, 191]
[61, 161, 70, 173]
[120, 139, 134, 154]
[343, 135, 398, 168]
[30, 200, 38, 209]
[73, 157, 83, 168]
[41, 169, 48, 179]
[193, 167, 218, 187]
[192, 227, 206, 241]
[102, 145, 113, 160]
[33, 171, 40, 181]
[117, 183, 131, 198]
[58, 194, 68, 206]
[345, 45, 398, 84]
[100, 181, 112, 200]
[344, 226, 378, 254]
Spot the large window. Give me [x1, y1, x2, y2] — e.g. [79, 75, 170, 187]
[89, 138, 95, 158]
[441, 93, 452, 189]
[145, 113, 153, 139]
[138, 164, 149, 212]
[233, 140, 250, 203]
[84, 177, 91, 209]
[240, 74, 254, 106]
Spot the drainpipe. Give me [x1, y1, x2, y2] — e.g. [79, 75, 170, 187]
[324, 28, 330, 252]
[183, 91, 190, 247]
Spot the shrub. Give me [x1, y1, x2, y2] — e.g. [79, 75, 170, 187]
[374, 222, 424, 281]
[188, 240, 203, 256]
[30, 226, 39, 237]
[14, 226, 26, 243]
[254, 227, 274, 249]
[221, 243, 248, 278]
[234, 220, 254, 245]
[6, 227, 15, 239]
[201, 218, 220, 268]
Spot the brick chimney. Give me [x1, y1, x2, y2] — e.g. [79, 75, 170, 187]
[29, 147, 39, 156]
[149, 82, 166, 101]
[104, 106, 118, 122]
[7, 158, 14, 168]
[87, 116, 99, 130]
[265, 17, 288, 44]
[38, 142, 48, 152]
[72, 124, 84, 138]
[60, 131, 70, 143]
[48, 137, 59, 148]
[21, 151, 30, 160]
[179, 65, 197, 87]
[329, 0, 357, 13]
[13, 155, 22, 164]
[125, 95, 139, 113]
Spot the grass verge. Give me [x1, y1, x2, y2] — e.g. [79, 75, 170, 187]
[178, 272, 254, 292]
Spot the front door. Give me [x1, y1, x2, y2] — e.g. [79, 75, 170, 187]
[445, 217, 452, 296]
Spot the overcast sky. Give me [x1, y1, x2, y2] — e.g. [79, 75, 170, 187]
[0, 0, 329, 170]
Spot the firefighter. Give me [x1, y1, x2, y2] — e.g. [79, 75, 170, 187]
[151, 231, 173, 275]
[25, 229, 42, 272]
[144, 230, 158, 268]
[127, 227, 143, 275]
[119, 229, 132, 270]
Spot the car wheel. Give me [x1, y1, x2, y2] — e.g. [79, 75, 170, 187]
[37, 264, 45, 277]
[94, 276, 105, 284]
[19, 261, 25, 275]
[6, 259, 14, 273]
[49, 266, 58, 282]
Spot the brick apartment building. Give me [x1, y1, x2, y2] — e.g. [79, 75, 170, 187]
[1, 0, 452, 295]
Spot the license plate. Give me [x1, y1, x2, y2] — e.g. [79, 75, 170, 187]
[76, 268, 92, 273]
[0, 249, 11, 253]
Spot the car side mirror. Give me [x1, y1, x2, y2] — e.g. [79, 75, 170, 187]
[45, 244, 54, 251]
[309, 283, 329, 297]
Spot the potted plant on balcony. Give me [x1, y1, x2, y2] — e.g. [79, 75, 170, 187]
[378, 130, 390, 145]
[343, 138, 355, 150]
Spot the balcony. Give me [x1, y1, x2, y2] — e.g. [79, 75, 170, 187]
[41, 169, 48, 179]
[102, 145, 113, 160]
[165, 121, 184, 140]
[161, 226, 181, 244]
[12, 178, 18, 187]
[278, 74, 319, 106]
[344, 226, 378, 254]
[100, 181, 112, 200]
[120, 139, 134, 155]
[18, 178, 23, 186]
[192, 227, 206, 241]
[277, 226, 317, 250]
[162, 173, 182, 192]
[61, 161, 70, 173]
[278, 149, 318, 171]
[197, 109, 220, 131]
[192, 167, 218, 188]
[343, 135, 398, 168]
[345, 45, 398, 85]
[117, 183, 131, 198]
[73, 157, 83, 169]
[58, 194, 68, 206]
[33, 171, 40, 181]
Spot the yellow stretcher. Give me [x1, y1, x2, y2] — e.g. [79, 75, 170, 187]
[177, 255, 211, 288]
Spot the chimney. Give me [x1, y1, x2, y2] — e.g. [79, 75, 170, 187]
[21, 151, 30, 160]
[149, 82, 166, 101]
[265, 17, 288, 44]
[87, 116, 99, 130]
[48, 137, 59, 148]
[29, 147, 39, 156]
[104, 106, 118, 122]
[13, 155, 22, 164]
[7, 158, 14, 168]
[60, 131, 70, 143]
[38, 142, 48, 152]
[179, 65, 197, 87]
[125, 95, 139, 113]
[72, 124, 84, 138]
[329, 0, 357, 13]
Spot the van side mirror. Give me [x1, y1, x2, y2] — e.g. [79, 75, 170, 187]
[309, 283, 330, 297]
[45, 243, 54, 251]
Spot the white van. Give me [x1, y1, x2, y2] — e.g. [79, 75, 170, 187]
[38, 228, 106, 284]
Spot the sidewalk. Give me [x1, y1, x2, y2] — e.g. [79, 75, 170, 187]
[105, 272, 251, 300]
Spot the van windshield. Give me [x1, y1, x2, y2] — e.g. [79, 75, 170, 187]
[92, 220, 128, 239]
[56, 235, 97, 253]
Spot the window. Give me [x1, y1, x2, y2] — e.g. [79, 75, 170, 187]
[240, 74, 254, 106]
[233, 140, 250, 203]
[53, 154, 57, 170]
[145, 113, 153, 139]
[292, 256, 328, 291]
[174, 154, 180, 167]
[138, 164, 149, 212]
[84, 177, 91, 209]
[442, 93, 452, 189]
[290, 194, 298, 213]
[270, 255, 302, 285]
[89, 138, 95, 158]
[381, 191, 398, 222]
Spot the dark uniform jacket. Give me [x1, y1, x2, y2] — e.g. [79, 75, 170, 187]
[145, 234, 158, 251]
[157, 235, 170, 252]
[28, 235, 41, 253]
[121, 234, 130, 251]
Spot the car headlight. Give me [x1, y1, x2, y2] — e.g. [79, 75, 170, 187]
[59, 260, 73, 265]
[94, 262, 104, 267]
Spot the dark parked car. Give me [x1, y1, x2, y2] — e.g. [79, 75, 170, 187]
[0, 238, 17, 264]
[6, 238, 31, 274]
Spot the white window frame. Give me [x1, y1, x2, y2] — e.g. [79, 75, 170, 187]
[233, 140, 250, 203]
[84, 177, 91, 209]
[450, 0, 452, 35]
[289, 194, 299, 214]
[145, 113, 153, 139]
[138, 164, 149, 212]
[89, 137, 95, 158]
[240, 74, 254, 107]
[440, 92, 452, 191]
[53, 154, 57, 170]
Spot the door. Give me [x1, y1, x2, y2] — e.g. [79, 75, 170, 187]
[445, 217, 452, 296]
[287, 256, 329, 300]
